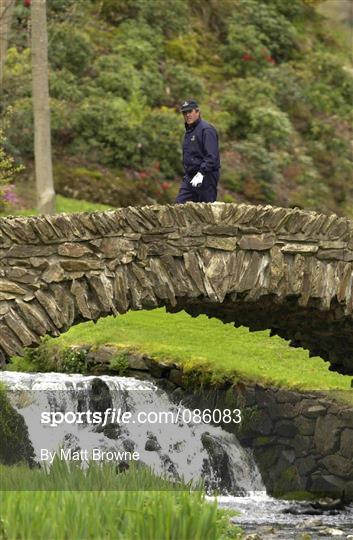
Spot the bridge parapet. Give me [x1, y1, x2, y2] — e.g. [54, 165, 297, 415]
[0, 202, 352, 373]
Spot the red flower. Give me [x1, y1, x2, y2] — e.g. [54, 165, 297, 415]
[265, 56, 276, 64]
[24, 0, 31, 7]
[242, 53, 254, 62]
[161, 182, 170, 190]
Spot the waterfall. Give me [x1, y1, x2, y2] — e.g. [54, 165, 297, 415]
[0, 371, 265, 495]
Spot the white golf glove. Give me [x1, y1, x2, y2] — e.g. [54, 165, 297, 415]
[190, 172, 204, 187]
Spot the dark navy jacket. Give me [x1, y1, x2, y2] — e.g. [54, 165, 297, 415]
[182, 118, 220, 179]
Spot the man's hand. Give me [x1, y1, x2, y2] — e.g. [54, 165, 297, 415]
[190, 172, 204, 187]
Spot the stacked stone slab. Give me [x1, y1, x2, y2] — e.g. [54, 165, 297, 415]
[0, 202, 352, 373]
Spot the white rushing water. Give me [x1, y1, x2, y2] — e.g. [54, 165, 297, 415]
[0, 371, 264, 494]
[216, 493, 353, 538]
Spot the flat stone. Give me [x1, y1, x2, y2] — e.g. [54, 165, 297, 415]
[205, 236, 238, 251]
[314, 415, 341, 454]
[343, 250, 353, 262]
[338, 409, 353, 429]
[295, 417, 315, 436]
[275, 390, 301, 404]
[87, 346, 117, 365]
[100, 237, 135, 257]
[340, 429, 353, 459]
[268, 402, 298, 420]
[60, 259, 102, 272]
[294, 434, 314, 456]
[5, 244, 56, 258]
[203, 225, 238, 236]
[319, 241, 346, 249]
[42, 263, 65, 283]
[29, 257, 48, 269]
[304, 405, 327, 418]
[295, 456, 317, 476]
[0, 280, 28, 295]
[281, 243, 318, 254]
[276, 420, 297, 438]
[322, 454, 353, 477]
[169, 368, 183, 386]
[310, 474, 346, 497]
[57, 243, 93, 258]
[238, 233, 275, 251]
[5, 267, 38, 284]
[127, 355, 149, 371]
[317, 249, 345, 260]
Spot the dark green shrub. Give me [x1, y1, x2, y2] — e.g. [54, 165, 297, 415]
[49, 24, 93, 75]
[0, 383, 35, 466]
[140, 109, 183, 177]
[237, 0, 299, 62]
[5, 97, 33, 157]
[109, 352, 129, 375]
[50, 69, 84, 102]
[61, 348, 88, 373]
[100, 0, 187, 37]
[222, 0, 299, 76]
[94, 55, 141, 99]
[221, 78, 276, 137]
[163, 62, 204, 108]
[112, 22, 162, 69]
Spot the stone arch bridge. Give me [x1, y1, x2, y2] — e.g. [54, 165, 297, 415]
[0, 202, 352, 374]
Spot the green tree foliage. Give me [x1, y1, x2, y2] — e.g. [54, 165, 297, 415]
[0, 112, 24, 210]
[49, 24, 92, 76]
[1, 0, 352, 214]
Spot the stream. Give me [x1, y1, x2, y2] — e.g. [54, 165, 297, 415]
[1, 371, 352, 539]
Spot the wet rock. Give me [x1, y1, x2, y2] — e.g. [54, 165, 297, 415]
[295, 417, 315, 436]
[321, 528, 344, 536]
[340, 429, 353, 459]
[310, 474, 346, 498]
[322, 454, 353, 477]
[276, 420, 297, 438]
[127, 354, 148, 371]
[123, 439, 135, 452]
[304, 405, 327, 418]
[169, 368, 183, 386]
[314, 415, 341, 454]
[116, 461, 129, 474]
[88, 378, 112, 413]
[160, 453, 179, 478]
[201, 432, 234, 493]
[145, 438, 161, 452]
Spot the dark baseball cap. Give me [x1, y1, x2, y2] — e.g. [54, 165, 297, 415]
[180, 99, 199, 112]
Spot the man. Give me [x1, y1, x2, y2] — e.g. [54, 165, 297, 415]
[176, 99, 220, 204]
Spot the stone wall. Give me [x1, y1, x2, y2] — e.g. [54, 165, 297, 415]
[0, 202, 352, 372]
[56, 344, 353, 500]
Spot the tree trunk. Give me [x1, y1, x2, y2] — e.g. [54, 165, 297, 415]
[0, 0, 16, 85]
[31, 0, 55, 214]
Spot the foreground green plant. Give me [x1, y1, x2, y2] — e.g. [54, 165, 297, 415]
[0, 461, 240, 540]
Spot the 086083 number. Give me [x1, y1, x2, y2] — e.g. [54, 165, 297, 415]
[179, 408, 242, 424]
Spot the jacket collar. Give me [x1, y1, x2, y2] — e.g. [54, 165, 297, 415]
[185, 117, 201, 131]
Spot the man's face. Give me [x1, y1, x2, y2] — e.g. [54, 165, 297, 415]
[183, 108, 200, 125]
